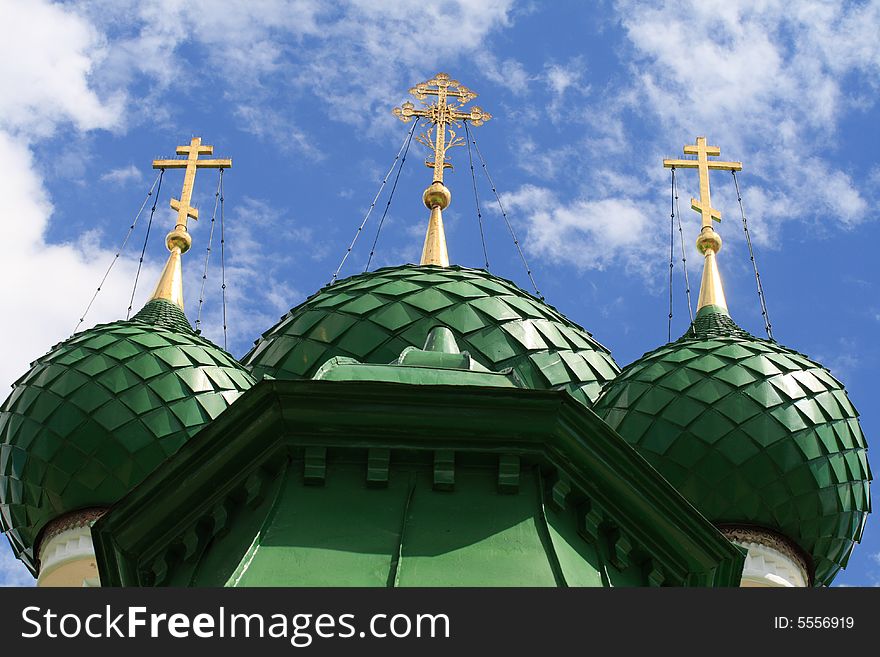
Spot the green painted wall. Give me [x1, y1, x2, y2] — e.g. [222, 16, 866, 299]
[177, 458, 612, 587]
[93, 380, 745, 588]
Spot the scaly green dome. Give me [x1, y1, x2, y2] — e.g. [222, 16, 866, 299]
[0, 299, 255, 573]
[243, 265, 619, 405]
[593, 305, 871, 585]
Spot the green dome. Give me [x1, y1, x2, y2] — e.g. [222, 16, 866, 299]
[593, 305, 871, 585]
[0, 299, 255, 573]
[243, 265, 619, 405]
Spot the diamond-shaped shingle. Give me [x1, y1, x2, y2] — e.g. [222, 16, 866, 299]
[593, 307, 871, 586]
[242, 264, 619, 406]
[0, 299, 255, 574]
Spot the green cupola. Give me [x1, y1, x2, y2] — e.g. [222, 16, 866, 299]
[243, 265, 619, 406]
[88, 88, 751, 589]
[242, 78, 618, 405]
[594, 136, 871, 586]
[0, 300, 255, 574]
[0, 141, 253, 579]
[593, 304, 871, 586]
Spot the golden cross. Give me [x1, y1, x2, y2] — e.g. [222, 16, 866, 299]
[392, 72, 491, 184]
[663, 136, 742, 229]
[153, 137, 232, 231]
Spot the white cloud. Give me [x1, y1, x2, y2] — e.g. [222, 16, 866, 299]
[501, 184, 660, 274]
[233, 105, 325, 161]
[292, 1, 516, 133]
[545, 62, 581, 98]
[0, 543, 33, 586]
[73, 0, 515, 137]
[813, 338, 861, 383]
[0, 131, 161, 398]
[514, 137, 577, 180]
[100, 164, 143, 184]
[75, 1, 292, 90]
[475, 51, 532, 95]
[0, 0, 158, 407]
[543, 58, 588, 120]
[0, 0, 123, 137]
[614, 0, 879, 233]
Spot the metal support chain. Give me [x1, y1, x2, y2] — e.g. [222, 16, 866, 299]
[365, 123, 416, 272]
[195, 169, 223, 334]
[470, 133, 543, 300]
[331, 121, 417, 284]
[672, 168, 695, 332]
[219, 169, 229, 350]
[732, 170, 773, 340]
[668, 169, 675, 342]
[464, 121, 490, 270]
[74, 171, 162, 334]
[127, 169, 165, 319]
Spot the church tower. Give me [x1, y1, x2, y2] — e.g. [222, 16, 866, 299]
[0, 139, 254, 585]
[88, 76, 744, 587]
[0, 82, 870, 587]
[593, 137, 871, 586]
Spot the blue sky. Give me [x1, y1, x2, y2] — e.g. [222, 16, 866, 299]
[1, 0, 878, 586]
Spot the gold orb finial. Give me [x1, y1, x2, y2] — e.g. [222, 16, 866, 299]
[423, 182, 451, 210]
[165, 228, 192, 254]
[696, 227, 722, 255]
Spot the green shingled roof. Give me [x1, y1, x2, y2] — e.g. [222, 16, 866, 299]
[593, 305, 871, 586]
[0, 300, 255, 574]
[242, 265, 619, 405]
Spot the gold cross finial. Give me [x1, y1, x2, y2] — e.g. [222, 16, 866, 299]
[153, 137, 232, 233]
[663, 136, 741, 229]
[393, 73, 490, 184]
[663, 136, 743, 313]
[147, 137, 232, 309]
[392, 73, 491, 266]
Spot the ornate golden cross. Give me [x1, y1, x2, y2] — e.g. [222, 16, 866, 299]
[663, 136, 741, 229]
[153, 137, 232, 232]
[392, 72, 491, 184]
